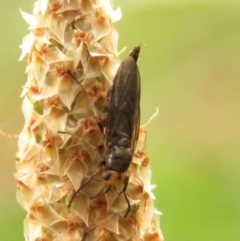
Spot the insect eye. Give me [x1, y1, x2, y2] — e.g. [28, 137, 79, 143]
[102, 171, 111, 181]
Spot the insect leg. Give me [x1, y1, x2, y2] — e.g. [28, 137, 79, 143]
[104, 185, 112, 194]
[68, 167, 101, 207]
[67, 70, 102, 119]
[57, 131, 72, 135]
[67, 70, 80, 85]
[122, 176, 131, 218]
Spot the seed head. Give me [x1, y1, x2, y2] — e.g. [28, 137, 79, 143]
[16, 1, 164, 241]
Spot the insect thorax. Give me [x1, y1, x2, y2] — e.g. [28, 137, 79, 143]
[106, 141, 133, 173]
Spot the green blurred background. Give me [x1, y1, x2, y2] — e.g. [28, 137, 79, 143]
[0, 0, 240, 240]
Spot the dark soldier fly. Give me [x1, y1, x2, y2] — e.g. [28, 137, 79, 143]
[68, 44, 142, 217]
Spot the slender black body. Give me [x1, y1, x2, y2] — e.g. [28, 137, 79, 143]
[102, 45, 141, 179]
[68, 45, 142, 217]
[101, 45, 142, 217]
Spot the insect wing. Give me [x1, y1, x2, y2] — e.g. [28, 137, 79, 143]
[105, 51, 141, 154]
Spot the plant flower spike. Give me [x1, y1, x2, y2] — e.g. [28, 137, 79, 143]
[16, 0, 164, 241]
